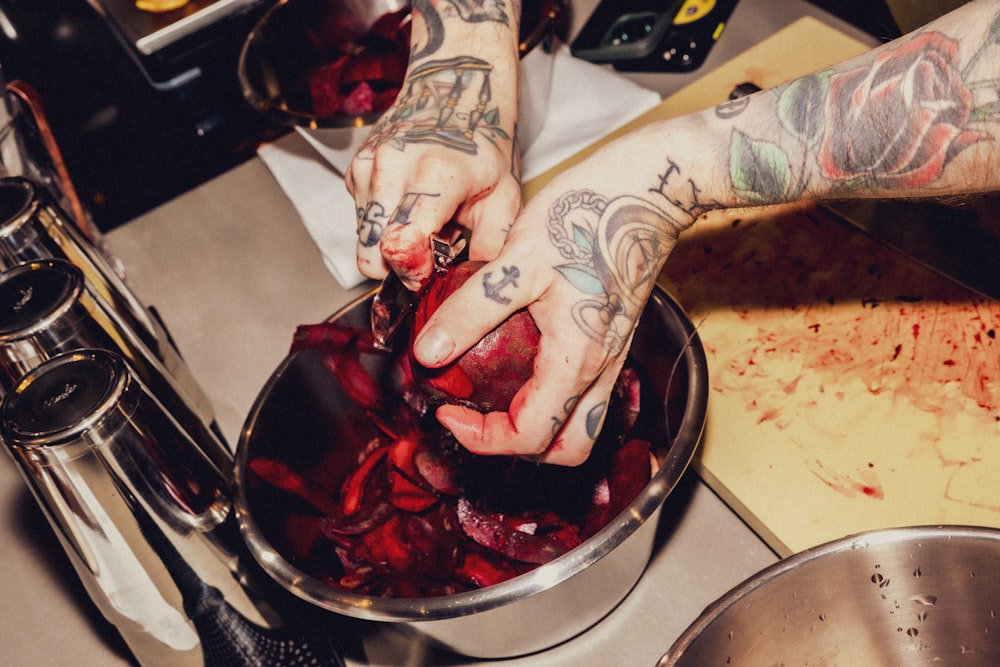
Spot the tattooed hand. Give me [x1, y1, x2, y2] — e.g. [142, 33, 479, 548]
[345, 0, 522, 290]
[411, 157, 694, 465]
[399, 0, 1000, 464]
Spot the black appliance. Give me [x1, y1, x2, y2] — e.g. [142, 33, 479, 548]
[805, 0, 902, 41]
[0, 0, 286, 231]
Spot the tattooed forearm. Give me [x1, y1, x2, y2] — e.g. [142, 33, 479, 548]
[651, 158, 721, 219]
[714, 94, 752, 120]
[411, 0, 515, 61]
[444, 0, 511, 26]
[411, 0, 445, 60]
[727, 7, 1000, 204]
[356, 0, 518, 164]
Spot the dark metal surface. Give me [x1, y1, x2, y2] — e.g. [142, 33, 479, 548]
[825, 198, 1000, 302]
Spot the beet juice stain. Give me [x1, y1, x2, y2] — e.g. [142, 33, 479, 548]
[658, 204, 1000, 508]
[661, 204, 1000, 422]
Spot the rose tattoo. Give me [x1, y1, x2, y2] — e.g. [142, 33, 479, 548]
[818, 31, 989, 190]
[729, 28, 994, 203]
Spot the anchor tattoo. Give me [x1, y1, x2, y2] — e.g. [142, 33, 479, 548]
[482, 265, 520, 304]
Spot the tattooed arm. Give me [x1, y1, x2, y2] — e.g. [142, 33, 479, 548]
[345, 0, 522, 289]
[411, 0, 1000, 465]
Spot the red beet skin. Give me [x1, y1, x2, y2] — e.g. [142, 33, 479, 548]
[410, 261, 540, 413]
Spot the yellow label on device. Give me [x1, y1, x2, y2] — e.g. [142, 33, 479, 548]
[673, 0, 716, 25]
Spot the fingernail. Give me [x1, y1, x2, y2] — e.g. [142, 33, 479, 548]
[414, 327, 455, 366]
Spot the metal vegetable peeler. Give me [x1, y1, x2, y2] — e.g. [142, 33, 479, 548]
[370, 234, 465, 351]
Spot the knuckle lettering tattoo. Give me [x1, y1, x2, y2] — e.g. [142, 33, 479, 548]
[358, 201, 388, 247]
[389, 192, 439, 226]
[360, 192, 438, 245]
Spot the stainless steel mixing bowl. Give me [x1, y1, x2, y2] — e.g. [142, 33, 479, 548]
[238, 0, 564, 128]
[234, 285, 708, 658]
[660, 525, 1000, 666]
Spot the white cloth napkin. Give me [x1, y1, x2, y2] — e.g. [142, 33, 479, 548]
[258, 135, 369, 288]
[257, 40, 661, 289]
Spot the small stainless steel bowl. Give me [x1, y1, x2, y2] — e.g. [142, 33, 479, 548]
[660, 525, 1000, 665]
[234, 285, 708, 658]
[238, 0, 563, 128]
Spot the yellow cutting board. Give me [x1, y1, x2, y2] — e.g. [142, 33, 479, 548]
[525, 18, 1000, 557]
[661, 203, 1000, 557]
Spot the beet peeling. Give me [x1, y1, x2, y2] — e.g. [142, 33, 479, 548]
[248, 263, 656, 598]
[410, 260, 540, 413]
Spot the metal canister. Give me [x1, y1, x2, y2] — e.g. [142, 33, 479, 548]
[0, 258, 231, 476]
[0, 349, 342, 666]
[0, 79, 73, 216]
[0, 176, 219, 443]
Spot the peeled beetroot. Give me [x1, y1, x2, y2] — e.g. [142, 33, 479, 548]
[409, 261, 540, 413]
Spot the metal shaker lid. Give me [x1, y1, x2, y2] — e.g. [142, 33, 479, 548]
[0, 259, 84, 340]
[0, 177, 37, 238]
[0, 348, 131, 448]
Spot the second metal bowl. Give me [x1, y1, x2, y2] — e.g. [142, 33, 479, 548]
[660, 525, 1000, 665]
[238, 0, 563, 128]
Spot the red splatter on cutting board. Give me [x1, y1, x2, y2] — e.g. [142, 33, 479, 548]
[660, 202, 1000, 555]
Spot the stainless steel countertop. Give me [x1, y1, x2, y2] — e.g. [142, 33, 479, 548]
[0, 1, 876, 664]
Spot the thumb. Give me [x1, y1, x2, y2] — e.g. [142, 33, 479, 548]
[412, 259, 535, 367]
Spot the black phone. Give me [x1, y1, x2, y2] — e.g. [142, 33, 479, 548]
[571, 0, 739, 73]
[570, 0, 684, 62]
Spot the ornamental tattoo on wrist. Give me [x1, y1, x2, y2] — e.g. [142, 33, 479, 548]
[546, 190, 687, 355]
